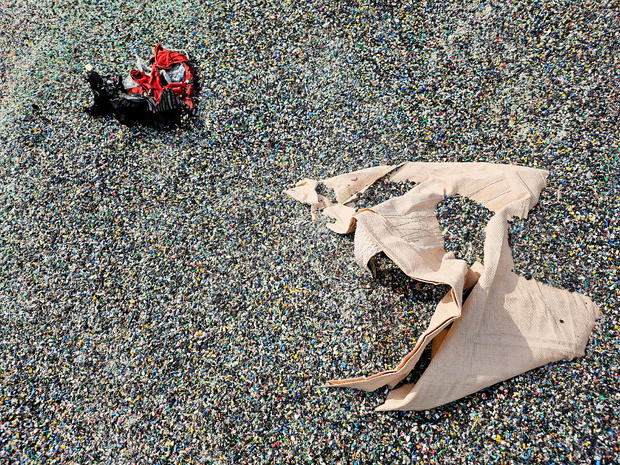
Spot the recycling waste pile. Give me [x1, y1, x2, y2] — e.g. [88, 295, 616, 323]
[86, 44, 196, 127]
[286, 162, 600, 411]
[0, 0, 617, 463]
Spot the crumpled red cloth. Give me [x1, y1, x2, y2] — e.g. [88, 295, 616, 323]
[127, 44, 195, 109]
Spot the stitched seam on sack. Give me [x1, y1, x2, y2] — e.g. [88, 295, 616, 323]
[482, 189, 512, 206]
[515, 172, 535, 199]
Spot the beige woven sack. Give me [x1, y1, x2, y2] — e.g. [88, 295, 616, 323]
[286, 162, 600, 411]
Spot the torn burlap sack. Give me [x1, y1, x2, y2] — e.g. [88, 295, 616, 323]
[285, 162, 600, 411]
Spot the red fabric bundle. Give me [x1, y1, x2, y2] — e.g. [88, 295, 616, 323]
[127, 44, 195, 109]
